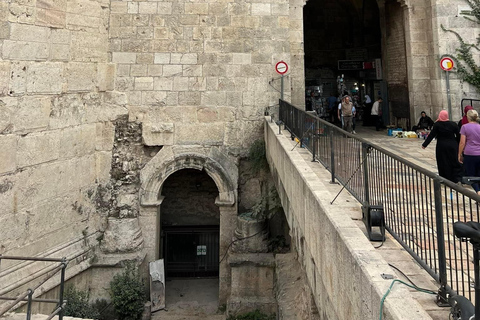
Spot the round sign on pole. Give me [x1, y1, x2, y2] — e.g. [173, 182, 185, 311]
[275, 61, 288, 75]
[440, 57, 454, 71]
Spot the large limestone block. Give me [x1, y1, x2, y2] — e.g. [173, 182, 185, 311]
[66, 62, 97, 92]
[96, 121, 115, 151]
[50, 43, 70, 61]
[2, 40, 49, 61]
[12, 96, 51, 133]
[17, 131, 60, 168]
[59, 123, 97, 159]
[10, 23, 50, 42]
[37, 8, 67, 28]
[0, 61, 9, 96]
[70, 31, 108, 63]
[15, 162, 62, 209]
[101, 217, 144, 253]
[26, 62, 64, 94]
[9, 61, 28, 96]
[175, 123, 224, 145]
[202, 91, 227, 106]
[0, 134, 17, 174]
[95, 151, 112, 182]
[142, 122, 174, 146]
[97, 63, 115, 91]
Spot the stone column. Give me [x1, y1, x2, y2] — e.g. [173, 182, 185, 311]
[218, 201, 238, 305]
[138, 196, 164, 264]
[402, 1, 434, 123]
[289, 0, 306, 107]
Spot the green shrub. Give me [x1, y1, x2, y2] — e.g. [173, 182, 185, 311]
[63, 286, 100, 319]
[248, 139, 267, 173]
[109, 263, 146, 320]
[91, 298, 117, 320]
[227, 310, 276, 320]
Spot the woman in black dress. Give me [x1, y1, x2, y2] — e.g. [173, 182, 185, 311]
[422, 110, 462, 183]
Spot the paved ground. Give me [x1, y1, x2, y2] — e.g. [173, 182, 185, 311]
[151, 279, 225, 320]
[354, 124, 439, 173]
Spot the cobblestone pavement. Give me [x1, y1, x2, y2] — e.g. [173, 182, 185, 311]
[354, 125, 439, 173]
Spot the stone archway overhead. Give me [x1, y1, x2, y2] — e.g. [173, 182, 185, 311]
[140, 146, 237, 207]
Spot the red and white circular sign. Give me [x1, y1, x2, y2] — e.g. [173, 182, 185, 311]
[440, 57, 454, 71]
[275, 61, 288, 75]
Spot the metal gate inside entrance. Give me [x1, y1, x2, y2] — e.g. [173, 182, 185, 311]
[163, 226, 219, 278]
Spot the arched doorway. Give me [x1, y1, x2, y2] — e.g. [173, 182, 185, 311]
[302, 0, 419, 128]
[139, 147, 238, 305]
[160, 169, 220, 278]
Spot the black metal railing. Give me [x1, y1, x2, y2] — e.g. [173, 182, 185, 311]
[0, 256, 68, 320]
[279, 99, 480, 304]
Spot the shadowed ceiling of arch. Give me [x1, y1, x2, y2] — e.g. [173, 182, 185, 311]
[303, 0, 381, 70]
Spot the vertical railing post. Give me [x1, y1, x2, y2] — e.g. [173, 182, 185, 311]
[434, 179, 448, 306]
[362, 142, 370, 205]
[330, 126, 335, 183]
[26, 289, 33, 320]
[312, 119, 316, 162]
[58, 259, 67, 320]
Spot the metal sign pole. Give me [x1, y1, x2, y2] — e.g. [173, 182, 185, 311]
[281, 74, 284, 100]
[446, 70, 452, 117]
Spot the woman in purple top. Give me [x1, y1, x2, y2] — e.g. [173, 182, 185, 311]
[458, 109, 480, 194]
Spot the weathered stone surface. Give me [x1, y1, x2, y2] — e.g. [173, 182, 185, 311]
[175, 123, 224, 145]
[11, 96, 52, 133]
[0, 134, 17, 174]
[66, 63, 97, 92]
[26, 62, 64, 94]
[101, 217, 144, 253]
[97, 63, 116, 91]
[17, 131, 60, 168]
[142, 122, 174, 146]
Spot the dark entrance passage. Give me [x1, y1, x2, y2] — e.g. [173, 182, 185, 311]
[160, 168, 221, 279]
[303, 0, 383, 124]
[164, 226, 220, 278]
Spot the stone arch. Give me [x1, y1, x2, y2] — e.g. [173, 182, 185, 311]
[138, 146, 238, 304]
[140, 147, 237, 207]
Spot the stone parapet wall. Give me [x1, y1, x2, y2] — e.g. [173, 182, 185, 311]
[264, 118, 432, 320]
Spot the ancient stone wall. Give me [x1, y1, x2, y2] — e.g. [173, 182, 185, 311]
[109, 0, 291, 153]
[430, 0, 480, 118]
[0, 0, 126, 264]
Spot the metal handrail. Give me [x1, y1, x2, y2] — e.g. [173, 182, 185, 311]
[0, 256, 68, 320]
[279, 99, 480, 305]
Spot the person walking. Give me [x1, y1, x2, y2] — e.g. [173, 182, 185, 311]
[327, 93, 337, 123]
[370, 97, 383, 131]
[338, 96, 353, 133]
[422, 110, 462, 183]
[458, 105, 474, 131]
[458, 109, 480, 194]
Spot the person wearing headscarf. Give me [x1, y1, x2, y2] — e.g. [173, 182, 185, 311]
[458, 109, 480, 194]
[458, 105, 474, 130]
[422, 110, 462, 183]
